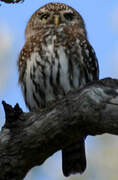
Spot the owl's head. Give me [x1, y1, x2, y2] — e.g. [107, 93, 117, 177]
[26, 3, 87, 39]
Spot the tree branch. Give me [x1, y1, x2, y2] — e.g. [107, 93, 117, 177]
[0, 0, 24, 4]
[1, 78, 118, 180]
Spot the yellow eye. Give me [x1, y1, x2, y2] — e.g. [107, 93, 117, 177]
[40, 14, 50, 22]
[42, 18, 47, 22]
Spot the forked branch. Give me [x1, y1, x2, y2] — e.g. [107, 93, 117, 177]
[0, 78, 118, 180]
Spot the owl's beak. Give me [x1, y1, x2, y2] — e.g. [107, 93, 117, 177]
[54, 15, 59, 26]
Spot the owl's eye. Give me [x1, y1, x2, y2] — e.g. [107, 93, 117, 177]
[40, 13, 50, 22]
[64, 12, 75, 21]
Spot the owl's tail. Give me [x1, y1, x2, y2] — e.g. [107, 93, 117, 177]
[62, 138, 86, 177]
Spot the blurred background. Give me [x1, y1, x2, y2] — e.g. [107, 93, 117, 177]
[0, 0, 118, 180]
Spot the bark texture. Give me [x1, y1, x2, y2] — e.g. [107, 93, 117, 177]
[0, 78, 118, 180]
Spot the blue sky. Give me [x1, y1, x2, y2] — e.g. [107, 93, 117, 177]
[0, 0, 118, 180]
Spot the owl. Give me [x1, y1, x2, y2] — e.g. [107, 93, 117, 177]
[18, 2, 99, 177]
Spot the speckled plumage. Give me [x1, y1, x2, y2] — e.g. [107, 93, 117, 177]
[18, 2, 99, 177]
